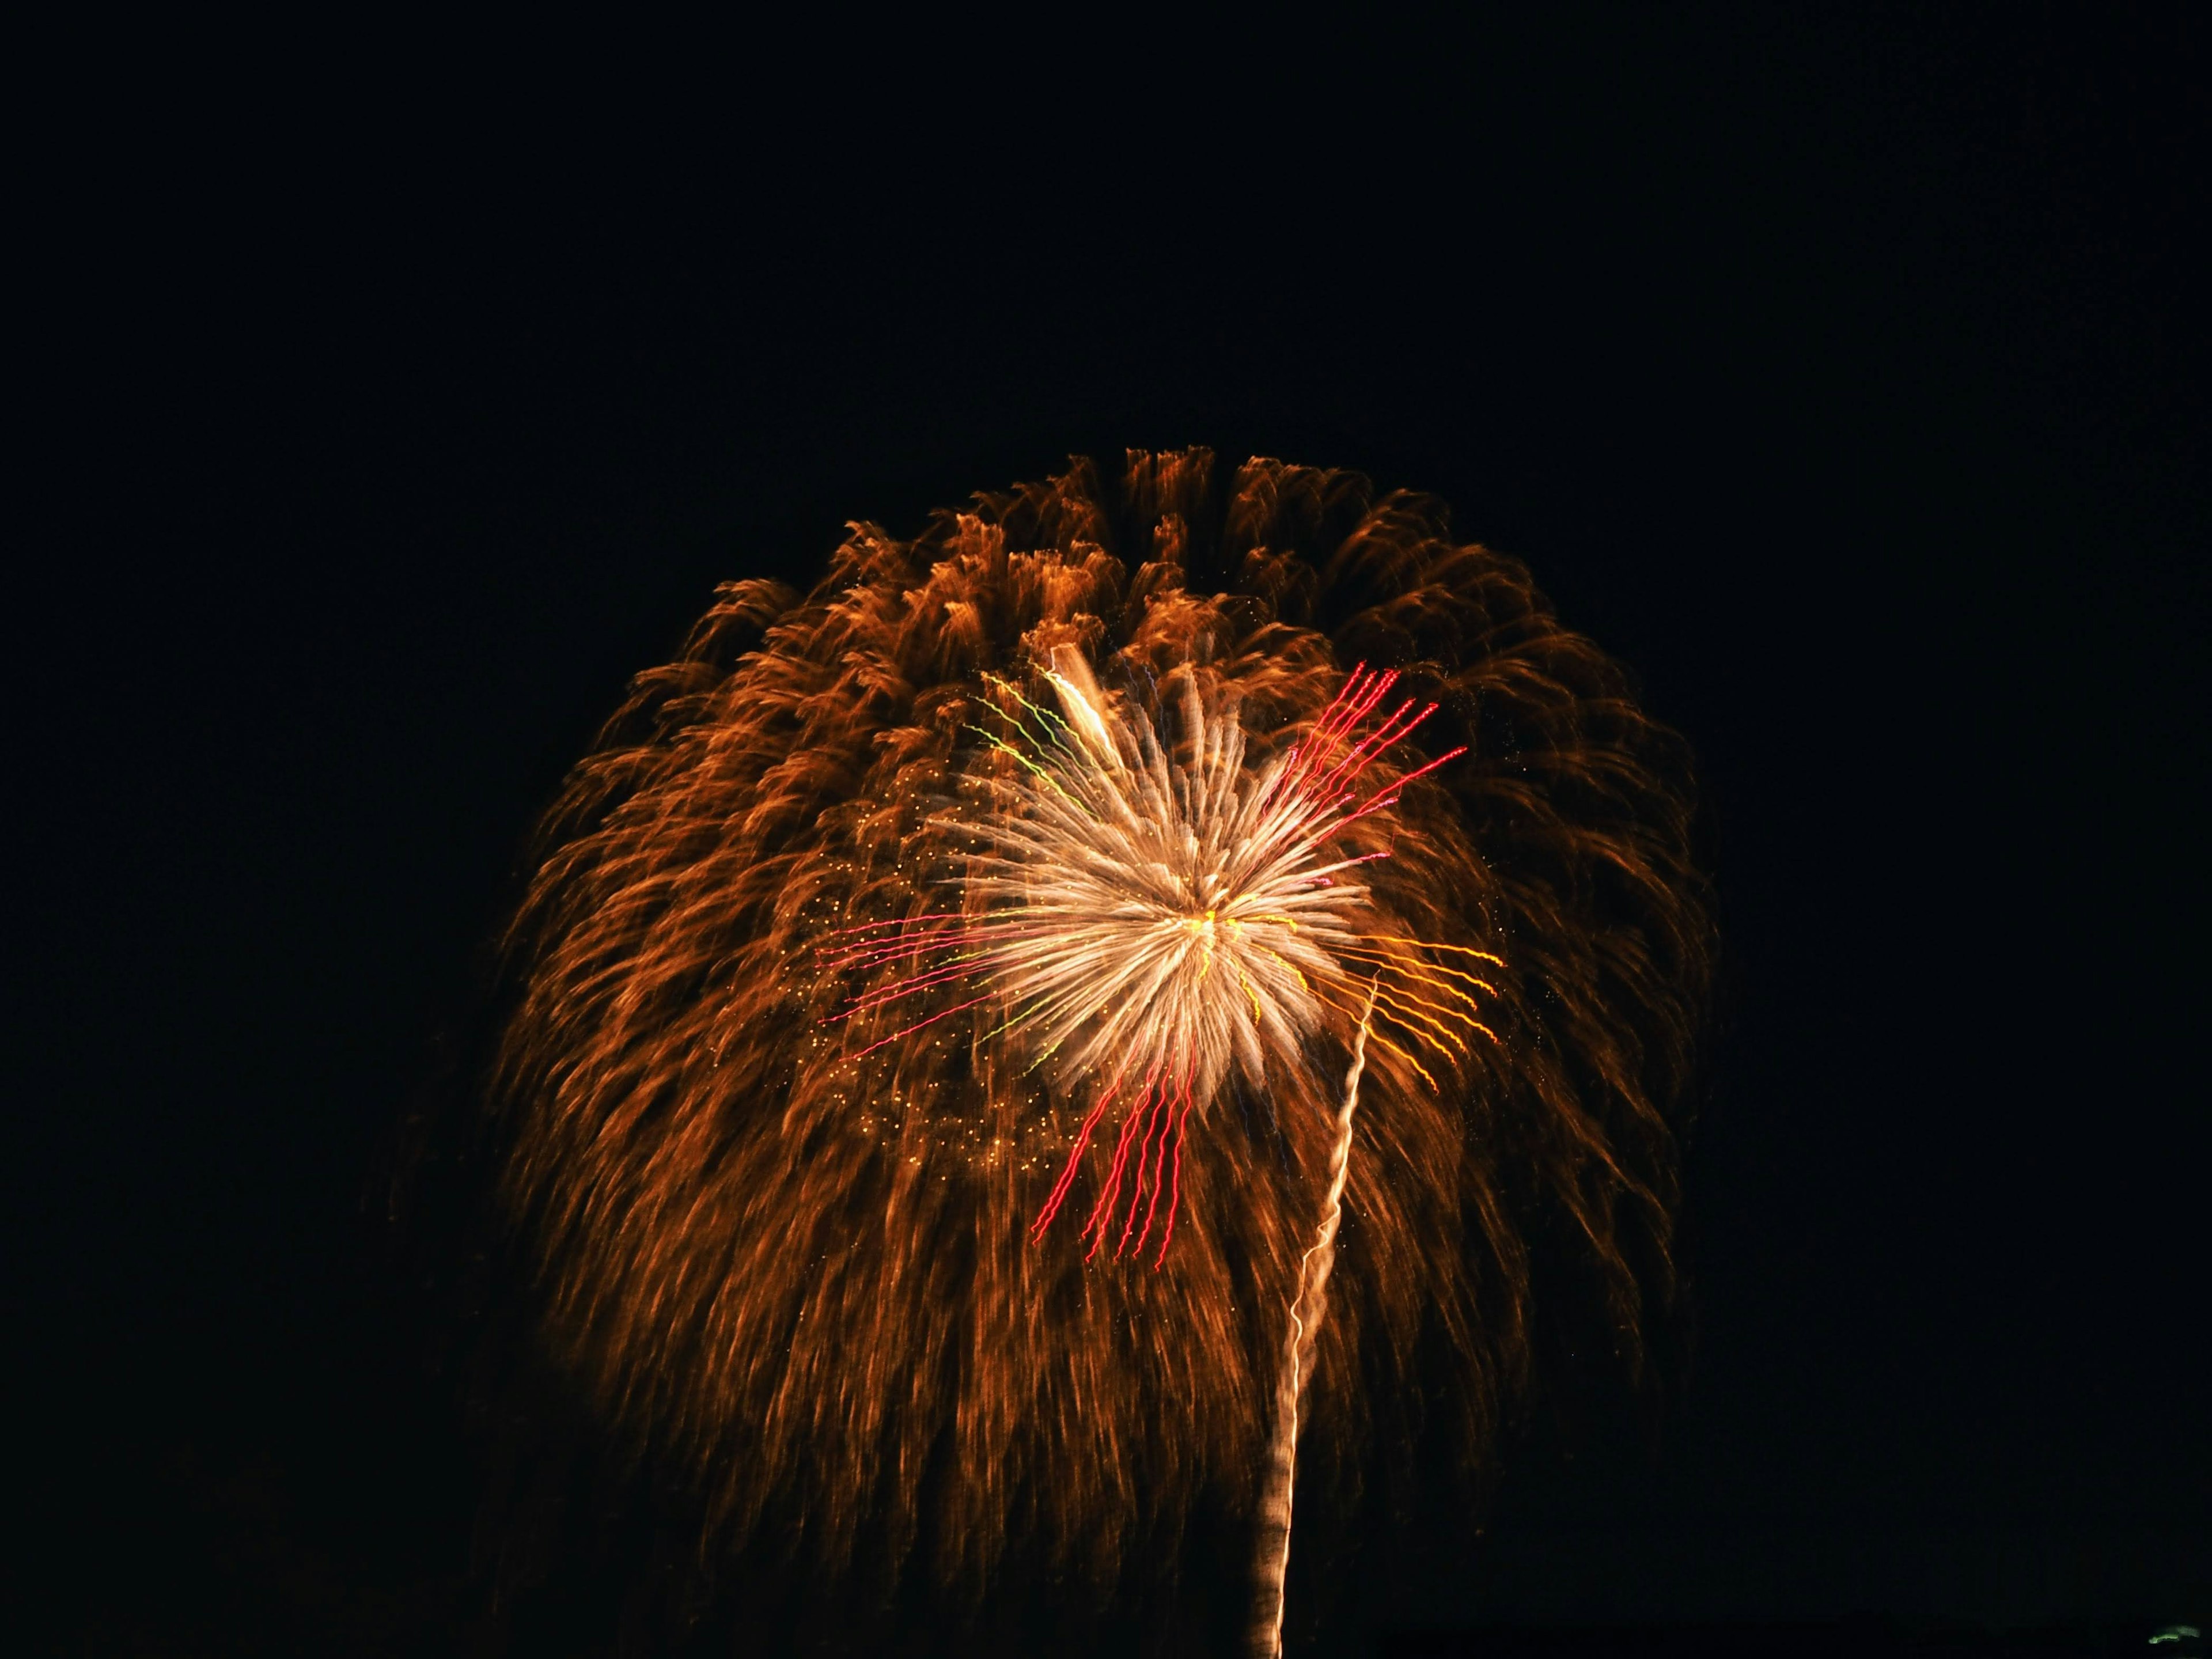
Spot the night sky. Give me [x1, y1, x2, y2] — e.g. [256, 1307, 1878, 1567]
[20, 13, 2207, 1654]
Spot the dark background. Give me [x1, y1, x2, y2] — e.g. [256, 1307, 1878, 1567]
[17, 10, 2207, 1654]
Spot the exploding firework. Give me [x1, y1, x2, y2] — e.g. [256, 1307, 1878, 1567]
[479, 450, 1713, 1635]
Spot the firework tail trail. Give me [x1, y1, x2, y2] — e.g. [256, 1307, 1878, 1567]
[1250, 982, 1377, 1658]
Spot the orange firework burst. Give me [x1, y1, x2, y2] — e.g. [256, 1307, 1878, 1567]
[482, 450, 1713, 1615]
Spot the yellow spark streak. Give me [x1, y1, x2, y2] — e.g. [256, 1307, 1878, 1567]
[1365, 980, 1476, 1055]
[1370, 935, 1506, 965]
[1333, 946, 1487, 1005]
[1237, 967, 1266, 1025]
[1335, 942, 1501, 1000]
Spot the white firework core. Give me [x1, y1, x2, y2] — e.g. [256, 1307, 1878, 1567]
[962, 646, 1372, 1103]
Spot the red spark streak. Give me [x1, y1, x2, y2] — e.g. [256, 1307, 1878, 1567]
[1028, 1068, 1131, 1239]
[1083, 1082, 1157, 1261]
[1058, 1067, 1197, 1268]
[849, 993, 998, 1060]
[1118, 1083, 1176, 1259]
[1152, 1091, 1193, 1270]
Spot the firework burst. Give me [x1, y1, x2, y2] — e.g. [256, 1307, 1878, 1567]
[469, 450, 1714, 1641]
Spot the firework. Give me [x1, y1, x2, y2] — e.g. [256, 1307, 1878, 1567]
[479, 450, 1713, 1634]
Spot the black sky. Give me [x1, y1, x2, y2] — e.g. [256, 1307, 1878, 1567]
[18, 11, 2209, 1654]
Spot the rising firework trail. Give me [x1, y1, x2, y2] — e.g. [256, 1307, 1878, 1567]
[1252, 983, 1376, 1658]
[472, 450, 1713, 1646]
